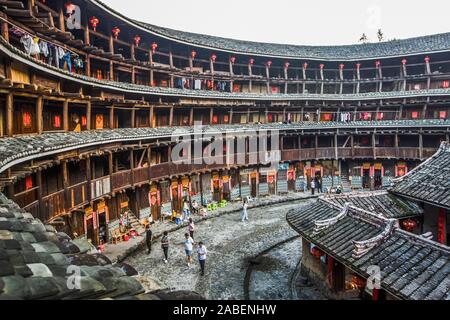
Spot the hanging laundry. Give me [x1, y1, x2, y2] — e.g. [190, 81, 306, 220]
[39, 41, 49, 57]
[60, 51, 72, 72]
[20, 34, 39, 55]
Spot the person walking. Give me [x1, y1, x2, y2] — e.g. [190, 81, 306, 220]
[182, 200, 191, 221]
[192, 200, 199, 215]
[241, 199, 249, 222]
[196, 242, 208, 276]
[188, 218, 195, 240]
[184, 233, 194, 267]
[145, 224, 153, 254]
[161, 231, 169, 263]
[311, 179, 316, 195]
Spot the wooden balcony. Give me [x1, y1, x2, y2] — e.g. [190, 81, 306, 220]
[133, 167, 150, 185]
[111, 170, 132, 191]
[91, 176, 111, 199]
[41, 190, 65, 222]
[67, 182, 88, 208]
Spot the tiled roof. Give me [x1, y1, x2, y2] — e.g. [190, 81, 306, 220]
[287, 198, 450, 300]
[91, 1, 450, 61]
[390, 142, 450, 210]
[0, 120, 448, 174]
[0, 194, 145, 300]
[322, 191, 423, 219]
[2, 39, 450, 101]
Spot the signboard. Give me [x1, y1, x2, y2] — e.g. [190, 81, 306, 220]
[296, 178, 306, 191]
[231, 187, 241, 200]
[277, 180, 288, 194]
[240, 185, 251, 199]
[258, 183, 269, 196]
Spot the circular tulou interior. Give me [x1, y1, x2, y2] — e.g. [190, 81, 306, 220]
[0, 0, 448, 302]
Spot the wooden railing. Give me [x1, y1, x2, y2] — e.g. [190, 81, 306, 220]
[67, 182, 88, 208]
[14, 187, 38, 209]
[111, 170, 132, 191]
[91, 176, 111, 199]
[41, 190, 65, 222]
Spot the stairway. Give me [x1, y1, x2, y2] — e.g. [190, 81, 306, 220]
[340, 173, 352, 193]
[126, 211, 146, 235]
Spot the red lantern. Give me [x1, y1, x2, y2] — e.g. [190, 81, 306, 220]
[151, 42, 158, 54]
[339, 63, 345, 70]
[53, 115, 61, 128]
[424, 56, 430, 63]
[134, 35, 141, 47]
[89, 16, 99, 32]
[375, 60, 381, 68]
[402, 58, 407, 65]
[211, 54, 217, 62]
[319, 63, 325, 70]
[249, 58, 255, 65]
[25, 176, 33, 190]
[284, 62, 290, 69]
[441, 80, 449, 89]
[112, 26, 121, 39]
[230, 56, 236, 64]
[191, 50, 197, 59]
[402, 219, 417, 232]
[356, 63, 361, 69]
[303, 62, 308, 69]
[266, 61, 272, 68]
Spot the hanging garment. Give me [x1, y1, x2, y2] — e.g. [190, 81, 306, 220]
[39, 41, 49, 57]
[20, 35, 34, 55]
[60, 51, 72, 72]
[31, 37, 41, 55]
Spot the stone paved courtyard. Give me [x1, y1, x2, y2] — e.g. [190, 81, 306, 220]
[125, 199, 314, 300]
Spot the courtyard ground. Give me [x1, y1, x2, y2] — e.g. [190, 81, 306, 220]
[125, 199, 315, 299]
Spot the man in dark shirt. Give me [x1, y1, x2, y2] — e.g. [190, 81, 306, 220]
[145, 224, 153, 254]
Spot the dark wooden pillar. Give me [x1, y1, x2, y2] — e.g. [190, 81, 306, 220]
[86, 101, 91, 130]
[6, 93, 13, 137]
[36, 96, 43, 134]
[109, 105, 115, 129]
[63, 100, 69, 132]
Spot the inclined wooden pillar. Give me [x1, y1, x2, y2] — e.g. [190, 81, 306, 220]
[130, 149, 135, 186]
[149, 106, 154, 128]
[86, 101, 92, 130]
[1, 19, 9, 42]
[62, 160, 70, 211]
[58, 6, 65, 32]
[419, 132, 423, 160]
[169, 106, 174, 127]
[372, 133, 377, 159]
[63, 100, 69, 131]
[36, 169, 44, 217]
[6, 93, 13, 137]
[229, 109, 233, 125]
[36, 96, 43, 134]
[210, 108, 214, 125]
[108, 152, 113, 175]
[169, 51, 174, 88]
[86, 156, 92, 201]
[131, 108, 136, 128]
[109, 105, 115, 129]
[189, 108, 194, 126]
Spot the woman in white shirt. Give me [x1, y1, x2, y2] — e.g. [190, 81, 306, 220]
[184, 233, 194, 267]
